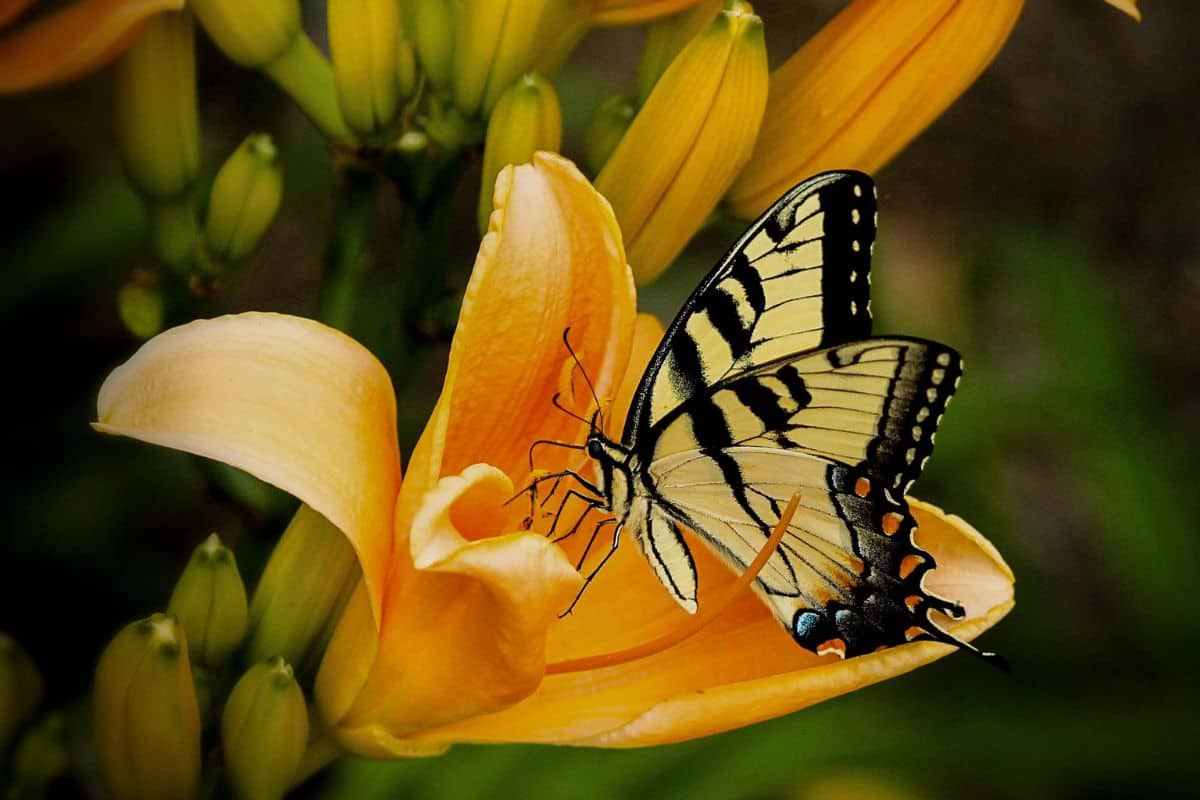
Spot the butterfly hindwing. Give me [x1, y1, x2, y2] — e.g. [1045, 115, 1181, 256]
[625, 171, 877, 445]
[649, 447, 967, 657]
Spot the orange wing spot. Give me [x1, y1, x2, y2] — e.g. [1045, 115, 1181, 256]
[854, 476, 871, 497]
[816, 638, 847, 658]
[881, 512, 904, 535]
[874, 645, 890, 653]
[904, 625, 925, 642]
[899, 553, 925, 579]
[904, 594, 923, 613]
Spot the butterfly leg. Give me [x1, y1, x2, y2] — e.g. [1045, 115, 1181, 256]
[547, 488, 603, 542]
[560, 519, 621, 618]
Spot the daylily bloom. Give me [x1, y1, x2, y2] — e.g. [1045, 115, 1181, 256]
[95, 151, 1012, 755]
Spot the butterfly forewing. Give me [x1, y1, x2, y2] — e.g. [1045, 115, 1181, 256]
[625, 172, 876, 444]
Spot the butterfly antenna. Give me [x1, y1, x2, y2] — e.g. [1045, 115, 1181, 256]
[561, 328, 601, 427]
[550, 392, 590, 426]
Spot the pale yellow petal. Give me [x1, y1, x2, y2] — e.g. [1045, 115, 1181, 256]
[95, 313, 400, 622]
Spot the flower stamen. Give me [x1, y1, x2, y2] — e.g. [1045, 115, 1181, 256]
[545, 490, 801, 675]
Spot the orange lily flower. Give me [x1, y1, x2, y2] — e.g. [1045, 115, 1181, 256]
[95, 152, 1012, 755]
[0, 0, 181, 93]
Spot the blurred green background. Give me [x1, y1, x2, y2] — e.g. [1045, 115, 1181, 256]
[2, 1, 1198, 798]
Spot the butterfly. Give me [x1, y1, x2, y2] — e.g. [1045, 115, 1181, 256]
[543, 170, 1000, 666]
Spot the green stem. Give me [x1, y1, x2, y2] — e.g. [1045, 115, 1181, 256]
[264, 34, 351, 141]
[317, 169, 380, 333]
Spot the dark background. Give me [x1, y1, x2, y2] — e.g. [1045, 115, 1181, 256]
[1, 1, 1197, 797]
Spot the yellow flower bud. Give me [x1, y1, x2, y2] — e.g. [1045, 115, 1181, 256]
[168, 533, 249, 667]
[452, 0, 561, 116]
[222, 659, 308, 800]
[412, 0, 456, 94]
[726, 0, 1024, 219]
[633, 0, 721, 103]
[113, 10, 199, 200]
[118, 279, 166, 341]
[591, 0, 713, 25]
[478, 74, 563, 233]
[583, 94, 635, 177]
[190, 0, 300, 68]
[244, 505, 360, 680]
[329, 0, 404, 140]
[596, 4, 767, 284]
[0, 633, 42, 755]
[93, 614, 201, 800]
[396, 38, 418, 101]
[9, 713, 68, 794]
[200, 133, 283, 274]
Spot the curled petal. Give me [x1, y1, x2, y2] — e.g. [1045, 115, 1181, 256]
[0, 0, 183, 93]
[401, 152, 635, 521]
[320, 465, 582, 754]
[416, 500, 1012, 746]
[95, 313, 401, 622]
[607, 312, 664, 437]
[727, 0, 1023, 219]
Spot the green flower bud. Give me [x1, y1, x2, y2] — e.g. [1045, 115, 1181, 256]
[190, 0, 301, 68]
[147, 198, 200, 270]
[168, 533, 249, 668]
[114, 10, 200, 200]
[478, 73, 562, 233]
[10, 712, 68, 793]
[412, 0, 456, 94]
[0, 633, 42, 755]
[396, 38, 418, 102]
[222, 659, 308, 800]
[118, 279, 165, 340]
[244, 505, 360, 680]
[583, 94, 636, 177]
[329, 0, 404, 140]
[93, 614, 201, 800]
[200, 134, 283, 275]
[633, 0, 723, 103]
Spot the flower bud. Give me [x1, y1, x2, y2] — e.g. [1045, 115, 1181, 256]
[590, 0, 714, 25]
[726, 0, 1023, 218]
[583, 94, 635, 176]
[117, 278, 166, 340]
[0, 633, 42, 755]
[595, 4, 767, 283]
[200, 134, 283, 275]
[478, 74, 562, 233]
[412, 0, 456, 94]
[113, 10, 199, 200]
[9, 712, 68, 794]
[329, 0, 404, 140]
[244, 505, 361, 680]
[168, 533, 249, 667]
[190, 0, 300, 68]
[93, 614, 201, 800]
[633, 0, 721, 103]
[222, 658, 308, 800]
[396, 38, 418, 101]
[452, 0, 560, 116]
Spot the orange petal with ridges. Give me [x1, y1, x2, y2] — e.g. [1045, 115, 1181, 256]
[607, 312, 664, 438]
[727, 0, 1023, 219]
[319, 464, 582, 756]
[416, 499, 1012, 745]
[0, 0, 183, 93]
[400, 152, 635, 523]
[95, 313, 401, 624]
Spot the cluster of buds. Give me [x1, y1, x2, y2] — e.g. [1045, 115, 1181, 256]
[88, 511, 355, 800]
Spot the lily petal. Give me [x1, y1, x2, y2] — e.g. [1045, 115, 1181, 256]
[319, 464, 582, 755]
[0, 1, 40, 28]
[416, 500, 1012, 745]
[1104, 0, 1139, 20]
[95, 312, 401, 622]
[401, 152, 635, 517]
[727, 0, 1024, 219]
[0, 0, 183, 93]
[608, 312, 664, 438]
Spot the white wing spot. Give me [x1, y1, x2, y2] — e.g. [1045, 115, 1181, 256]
[911, 425, 923, 441]
[916, 407, 930, 422]
[852, 209, 861, 224]
[853, 185, 863, 198]
[925, 387, 938, 403]
[850, 269, 858, 282]
[931, 368, 946, 386]
[936, 352, 952, 367]
[850, 300, 858, 315]
[852, 240, 861, 252]
[905, 448, 917, 464]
